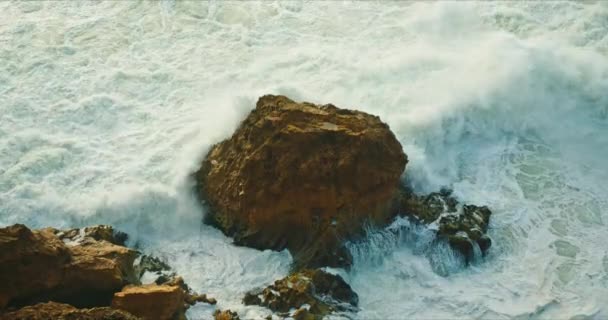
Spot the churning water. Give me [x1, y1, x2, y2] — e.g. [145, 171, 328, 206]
[1, 1, 607, 319]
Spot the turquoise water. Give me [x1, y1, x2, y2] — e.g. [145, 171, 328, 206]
[1, 1, 607, 319]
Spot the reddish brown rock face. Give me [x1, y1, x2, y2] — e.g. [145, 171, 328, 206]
[1, 224, 207, 319]
[0, 225, 70, 309]
[0, 224, 137, 309]
[196, 95, 407, 269]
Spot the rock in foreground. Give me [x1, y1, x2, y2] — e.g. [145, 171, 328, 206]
[0, 224, 137, 309]
[111, 284, 185, 320]
[196, 95, 407, 269]
[0, 302, 139, 320]
[243, 269, 358, 318]
[0, 224, 213, 320]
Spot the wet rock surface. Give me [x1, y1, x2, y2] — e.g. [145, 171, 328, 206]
[56, 225, 129, 246]
[196, 95, 407, 269]
[213, 309, 240, 320]
[0, 302, 140, 320]
[398, 186, 492, 262]
[243, 269, 358, 319]
[292, 307, 320, 320]
[135, 255, 176, 285]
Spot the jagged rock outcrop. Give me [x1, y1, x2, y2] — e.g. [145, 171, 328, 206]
[0, 302, 140, 320]
[0, 224, 137, 308]
[162, 276, 217, 307]
[398, 187, 492, 262]
[0, 225, 70, 309]
[111, 284, 185, 320]
[58, 236, 139, 307]
[437, 204, 492, 261]
[0, 224, 214, 319]
[196, 95, 407, 269]
[134, 255, 177, 285]
[213, 309, 240, 320]
[243, 269, 358, 319]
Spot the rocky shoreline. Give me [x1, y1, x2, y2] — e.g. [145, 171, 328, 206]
[0, 224, 216, 320]
[1, 95, 492, 319]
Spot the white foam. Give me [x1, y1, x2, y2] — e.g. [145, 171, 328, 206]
[1, 1, 607, 319]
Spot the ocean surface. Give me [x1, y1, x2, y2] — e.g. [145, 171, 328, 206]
[1, 1, 607, 319]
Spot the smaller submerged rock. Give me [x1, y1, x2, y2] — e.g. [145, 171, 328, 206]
[213, 309, 240, 320]
[243, 269, 357, 319]
[438, 204, 492, 262]
[398, 187, 492, 262]
[135, 255, 175, 285]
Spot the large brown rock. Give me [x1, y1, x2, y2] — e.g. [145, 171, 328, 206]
[0, 302, 140, 320]
[111, 284, 185, 320]
[196, 95, 407, 269]
[0, 224, 138, 309]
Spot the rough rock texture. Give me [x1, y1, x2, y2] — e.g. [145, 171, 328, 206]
[399, 187, 459, 224]
[134, 255, 175, 285]
[398, 187, 492, 262]
[185, 292, 217, 306]
[1, 224, 211, 319]
[58, 236, 139, 307]
[243, 269, 358, 318]
[56, 225, 129, 246]
[162, 276, 217, 307]
[438, 205, 492, 262]
[292, 308, 320, 320]
[0, 302, 140, 320]
[111, 284, 185, 320]
[0, 225, 70, 309]
[0, 224, 137, 308]
[196, 95, 407, 269]
[213, 309, 240, 320]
